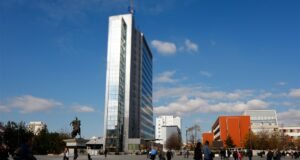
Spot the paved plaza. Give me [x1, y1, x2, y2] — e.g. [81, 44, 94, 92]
[7, 155, 297, 160]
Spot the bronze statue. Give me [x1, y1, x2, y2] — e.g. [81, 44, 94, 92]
[70, 117, 81, 138]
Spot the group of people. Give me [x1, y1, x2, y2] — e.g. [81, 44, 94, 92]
[146, 140, 213, 160]
[258, 150, 300, 160]
[147, 147, 174, 160]
[193, 141, 214, 160]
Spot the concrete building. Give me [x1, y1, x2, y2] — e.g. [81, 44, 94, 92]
[86, 137, 104, 155]
[160, 125, 181, 151]
[27, 121, 46, 135]
[155, 115, 181, 143]
[212, 116, 250, 147]
[243, 110, 278, 133]
[278, 126, 300, 140]
[103, 13, 154, 152]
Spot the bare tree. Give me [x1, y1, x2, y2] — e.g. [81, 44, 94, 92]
[165, 133, 182, 150]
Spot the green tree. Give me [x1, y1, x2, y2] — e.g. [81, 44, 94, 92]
[225, 135, 236, 148]
[32, 128, 71, 154]
[3, 121, 33, 155]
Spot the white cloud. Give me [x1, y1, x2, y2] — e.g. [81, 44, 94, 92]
[154, 71, 177, 83]
[151, 40, 176, 55]
[154, 97, 269, 116]
[73, 105, 95, 112]
[288, 88, 300, 98]
[200, 71, 212, 77]
[278, 109, 300, 125]
[256, 92, 273, 99]
[184, 39, 198, 52]
[0, 105, 10, 112]
[277, 82, 287, 86]
[154, 86, 253, 102]
[9, 95, 62, 113]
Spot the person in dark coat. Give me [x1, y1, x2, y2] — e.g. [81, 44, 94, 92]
[104, 149, 108, 158]
[194, 142, 203, 160]
[233, 150, 238, 160]
[166, 149, 173, 160]
[220, 148, 225, 160]
[0, 145, 9, 160]
[266, 150, 273, 160]
[13, 135, 36, 160]
[247, 149, 253, 160]
[87, 153, 92, 160]
[73, 148, 78, 160]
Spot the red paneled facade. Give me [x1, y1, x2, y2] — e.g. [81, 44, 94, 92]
[202, 132, 214, 145]
[212, 116, 250, 147]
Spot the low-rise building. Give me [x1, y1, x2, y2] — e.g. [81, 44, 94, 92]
[212, 116, 250, 147]
[155, 116, 181, 144]
[86, 137, 104, 155]
[243, 110, 278, 133]
[278, 126, 300, 140]
[27, 121, 46, 135]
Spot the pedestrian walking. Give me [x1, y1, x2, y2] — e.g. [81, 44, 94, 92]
[233, 150, 238, 160]
[158, 148, 165, 160]
[63, 148, 69, 160]
[194, 142, 203, 160]
[87, 153, 92, 160]
[186, 150, 190, 158]
[247, 149, 253, 160]
[149, 147, 158, 160]
[166, 149, 173, 160]
[0, 145, 9, 160]
[238, 151, 243, 160]
[266, 150, 273, 160]
[203, 141, 211, 160]
[73, 148, 78, 160]
[225, 149, 231, 159]
[104, 149, 108, 158]
[220, 148, 225, 160]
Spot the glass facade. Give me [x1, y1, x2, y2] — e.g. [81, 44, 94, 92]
[104, 14, 154, 152]
[105, 18, 127, 152]
[140, 38, 154, 139]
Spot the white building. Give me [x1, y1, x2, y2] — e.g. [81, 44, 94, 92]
[278, 126, 300, 140]
[27, 121, 46, 135]
[155, 116, 181, 144]
[160, 126, 181, 151]
[86, 137, 104, 155]
[243, 110, 278, 133]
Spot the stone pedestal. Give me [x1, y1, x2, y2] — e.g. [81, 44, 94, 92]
[63, 138, 89, 156]
[64, 138, 88, 148]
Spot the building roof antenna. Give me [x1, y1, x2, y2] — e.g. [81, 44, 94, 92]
[129, 0, 134, 14]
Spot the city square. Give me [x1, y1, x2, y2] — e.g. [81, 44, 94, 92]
[1, 0, 299, 160]
[12, 155, 299, 160]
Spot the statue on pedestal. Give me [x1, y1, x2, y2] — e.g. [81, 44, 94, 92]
[70, 117, 81, 138]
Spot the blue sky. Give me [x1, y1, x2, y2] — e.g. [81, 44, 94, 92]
[0, 0, 299, 138]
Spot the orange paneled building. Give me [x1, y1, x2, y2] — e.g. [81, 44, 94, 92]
[212, 116, 250, 147]
[202, 132, 214, 145]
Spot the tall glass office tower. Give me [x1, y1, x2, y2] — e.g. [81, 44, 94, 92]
[103, 13, 154, 152]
